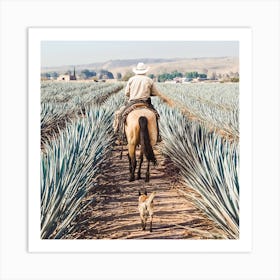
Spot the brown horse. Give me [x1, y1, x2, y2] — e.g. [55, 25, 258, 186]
[125, 108, 157, 182]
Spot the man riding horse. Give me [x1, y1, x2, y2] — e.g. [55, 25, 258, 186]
[114, 62, 168, 142]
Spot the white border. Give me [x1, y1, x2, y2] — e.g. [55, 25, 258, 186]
[1, 1, 279, 279]
[28, 27, 252, 253]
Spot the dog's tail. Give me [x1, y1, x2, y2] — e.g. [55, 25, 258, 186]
[146, 192, 156, 206]
[139, 116, 157, 165]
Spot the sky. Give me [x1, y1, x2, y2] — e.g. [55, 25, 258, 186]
[41, 41, 239, 68]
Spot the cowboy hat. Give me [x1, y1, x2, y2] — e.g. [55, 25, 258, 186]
[132, 62, 150, 74]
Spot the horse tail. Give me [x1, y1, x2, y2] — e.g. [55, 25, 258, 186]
[139, 116, 157, 165]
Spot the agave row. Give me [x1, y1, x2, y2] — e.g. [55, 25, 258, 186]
[41, 82, 124, 149]
[157, 83, 239, 138]
[155, 99, 239, 239]
[41, 81, 124, 105]
[40, 90, 124, 239]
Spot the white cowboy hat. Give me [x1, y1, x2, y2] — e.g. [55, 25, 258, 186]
[132, 62, 150, 74]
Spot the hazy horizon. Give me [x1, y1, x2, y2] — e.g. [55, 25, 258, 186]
[41, 41, 239, 68]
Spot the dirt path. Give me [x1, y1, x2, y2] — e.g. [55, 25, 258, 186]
[68, 143, 220, 239]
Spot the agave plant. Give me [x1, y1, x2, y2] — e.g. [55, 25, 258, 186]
[41, 103, 76, 148]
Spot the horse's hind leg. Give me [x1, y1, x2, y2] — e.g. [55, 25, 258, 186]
[128, 144, 137, 182]
[127, 154, 132, 174]
[137, 151, 144, 180]
[145, 160, 150, 182]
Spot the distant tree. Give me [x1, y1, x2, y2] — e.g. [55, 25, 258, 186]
[41, 72, 51, 79]
[171, 70, 183, 78]
[198, 73, 207, 79]
[148, 74, 155, 80]
[157, 73, 169, 82]
[116, 72, 122, 80]
[80, 69, 96, 79]
[80, 70, 88, 79]
[98, 69, 114, 79]
[50, 72, 59, 79]
[185, 72, 199, 79]
[41, 72, 59, 79]
[157, 71, 183, 82]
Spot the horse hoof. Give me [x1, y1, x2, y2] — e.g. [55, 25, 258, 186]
[129, 177, 135, 182]
[137, 175, 141, 180]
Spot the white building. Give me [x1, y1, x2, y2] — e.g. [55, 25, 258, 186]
[57, 67, 76, 81]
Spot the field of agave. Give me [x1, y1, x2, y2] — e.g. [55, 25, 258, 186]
[40, 81, 239, 239]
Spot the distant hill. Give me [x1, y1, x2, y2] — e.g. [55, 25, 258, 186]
[41, 57, 239, 77]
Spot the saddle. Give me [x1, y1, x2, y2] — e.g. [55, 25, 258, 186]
[118, 99, 160, 144]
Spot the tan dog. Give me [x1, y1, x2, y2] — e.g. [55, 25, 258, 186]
[138, 190, 156, 232]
